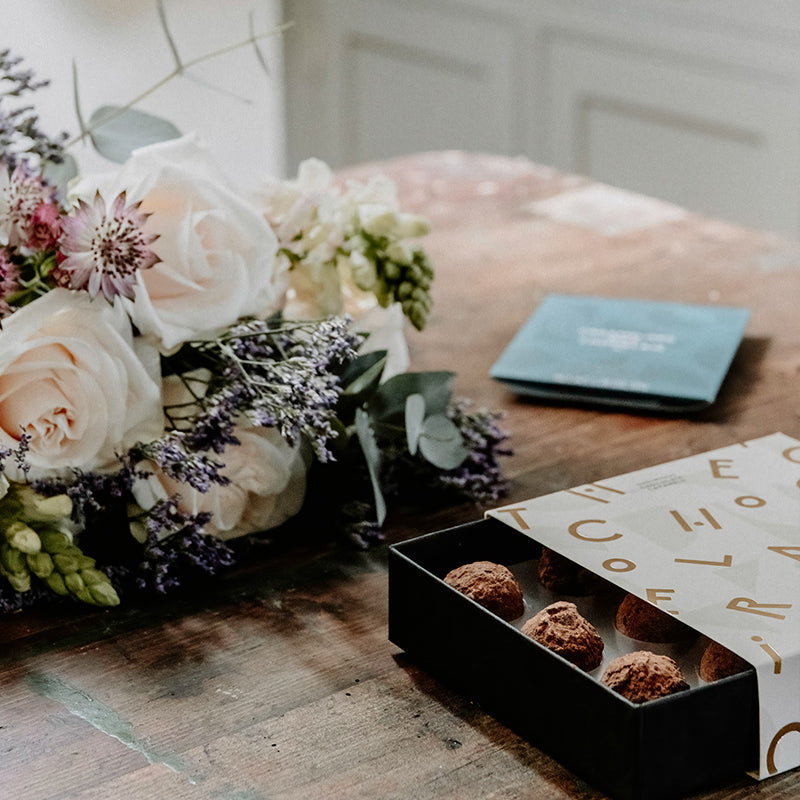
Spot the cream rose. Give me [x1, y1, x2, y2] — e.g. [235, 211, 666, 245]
[133, 426, 308, 540]
[0, 289, 162, 479]
[71, 134, 288, 352]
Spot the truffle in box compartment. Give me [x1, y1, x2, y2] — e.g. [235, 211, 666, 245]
[388, 517, 758, 800]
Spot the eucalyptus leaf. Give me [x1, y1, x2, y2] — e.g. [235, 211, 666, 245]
[355, 408, 386, 525]
[88, 106, 182, 163]
[405, 393, 426, 455]
[41, 154, 79, 199]
[418, 414, 469, 470]
[336, 351, 387, 423]
[370, 371, 455, 423]
[340, 351, 387, 396]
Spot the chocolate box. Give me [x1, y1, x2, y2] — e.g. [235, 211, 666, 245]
[388, 517, 758, 800]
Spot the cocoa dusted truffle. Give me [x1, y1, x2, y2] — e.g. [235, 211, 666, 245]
[444, 561, 524, 621]
[601, 651, 689, 702]
[699, 641, 751, 682]
[521, 600, 604, 671]
[615, 593, 693, 643]
[537, 547, 598, 595]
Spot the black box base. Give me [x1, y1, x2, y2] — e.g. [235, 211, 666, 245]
[388, 517, 758, 800]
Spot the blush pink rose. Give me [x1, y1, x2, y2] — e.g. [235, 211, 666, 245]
[0, 289, 162, 479]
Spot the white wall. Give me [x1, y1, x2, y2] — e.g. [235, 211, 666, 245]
[2, 0, 287, 186]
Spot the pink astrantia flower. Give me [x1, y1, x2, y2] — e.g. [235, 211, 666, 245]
[0, 162, 54, 249]
[26, 201, 63, 251]
[0, 248, 19, 320]
[57, 190, 159, 302]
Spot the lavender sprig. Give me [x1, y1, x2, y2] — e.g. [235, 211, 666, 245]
[0, 49, 68, 169]
[162, 316, 361, 463]
[111, 503, 235, 597]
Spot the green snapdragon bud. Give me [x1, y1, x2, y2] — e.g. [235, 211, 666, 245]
[0, 482, 116, 607]
[36, 529, 120, 607]
[45, 572, 69, 597]
[0, 543, 31, 592]
[353, 225, 434, 331]
[1, 542, 27, 575]
[27, 552, 55, 579]
[14, 485, 73, 523]
[4, 520, 42, 554]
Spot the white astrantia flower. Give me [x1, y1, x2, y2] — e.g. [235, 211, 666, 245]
[0, 162, 54, 248]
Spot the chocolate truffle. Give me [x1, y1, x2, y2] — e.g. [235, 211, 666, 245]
[615, 593, 693, 643]
[699, 641, 751, 682]
[444, 560, 524, 621]
[537, 547, 598, 595]
[521, 600, 604, 671]
[601, 651, 689, 702]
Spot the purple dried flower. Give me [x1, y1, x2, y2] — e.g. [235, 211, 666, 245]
[0, 49, 68, 170]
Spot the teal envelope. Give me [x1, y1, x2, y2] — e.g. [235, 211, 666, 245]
[490, 294, 750, 412]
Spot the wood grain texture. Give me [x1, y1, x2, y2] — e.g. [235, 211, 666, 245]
[3, 152, 799, 799]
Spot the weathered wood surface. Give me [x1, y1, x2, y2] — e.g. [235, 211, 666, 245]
[3, 152, 800, 799]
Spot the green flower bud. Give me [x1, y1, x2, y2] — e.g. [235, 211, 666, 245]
[39, 529, 72, 554]
[408, 264, 423, 283]
[5, 571, 30, 593]
[363, 211, 398, 237]
[0, 543, 26, 575]
[396, 281, 414, 300]
[27, 552, 55, 579]
[409, 305, 427, 331]
[383, 261, 402, 281]
[395, 212, 429, 238]
[81, 568, 109, 587]
[77, 554, 97, 571]
[5, 521, 41, 554]
[45, 572, 69, 596]
[64, 572, 85, 595]
[411, 287, 429, 303]
[87, 581, 120, 608]
[53, 553, 81, 574]
[385, 242, 412, 267]
[15, 486, 72, 523]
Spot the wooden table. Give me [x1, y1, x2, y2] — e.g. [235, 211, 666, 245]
[4, 152, 800, 799]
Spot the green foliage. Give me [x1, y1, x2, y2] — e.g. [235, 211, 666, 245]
[356, 232, 434, 331]
[88, 106, 182, 164]
[65, 2, 289, 164]
[0, 487, 119, 606]
[368, 370, 455, 423]
[335, 359, 469, 524]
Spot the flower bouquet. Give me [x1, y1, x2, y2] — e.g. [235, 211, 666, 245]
[0, 44, 509, 613]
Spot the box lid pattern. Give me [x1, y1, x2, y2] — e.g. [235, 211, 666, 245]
[487, 432, 800, 779]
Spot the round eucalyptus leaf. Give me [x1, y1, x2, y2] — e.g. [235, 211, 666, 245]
[370, 370, 454, 423]
[418, 414, 468, 470]
[89, 105, 182, 163]
[41, 154, 79, 199]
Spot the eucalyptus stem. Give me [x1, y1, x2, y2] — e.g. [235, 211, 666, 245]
[66, 20, 293, 150]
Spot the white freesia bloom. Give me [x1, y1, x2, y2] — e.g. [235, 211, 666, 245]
[254, 158, 420, 378]
[0, 289, 162, 479]
[71, 134, 287, 352]
[254, 157, 344, 273]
